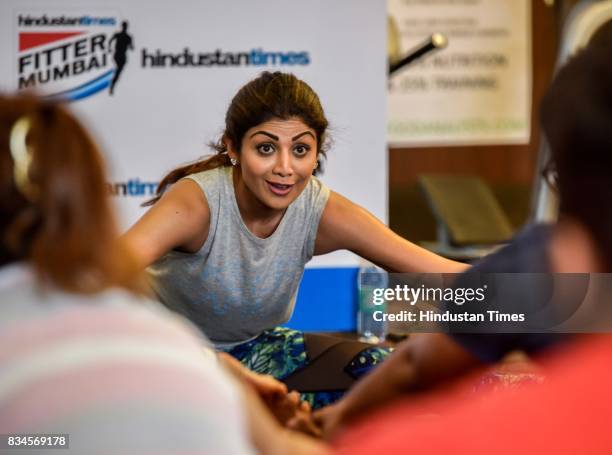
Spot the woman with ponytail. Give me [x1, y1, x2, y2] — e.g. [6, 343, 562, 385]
[125, 71, 467, 408]
[0, 94, 263, 454]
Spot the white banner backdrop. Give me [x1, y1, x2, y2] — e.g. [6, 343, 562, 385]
[0, 0, 387, 268]
[388, 0, 532, 147]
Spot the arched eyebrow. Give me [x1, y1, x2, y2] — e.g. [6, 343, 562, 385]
[249, 131, 316, 141]
[292, 131, 316, 141]
[249, 131, 279, 140]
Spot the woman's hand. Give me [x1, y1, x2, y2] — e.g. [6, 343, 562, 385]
[218, 353, 311, 426]
[311, 402, 346, 440]
[241, 384, 330, 455]
[286, 401, 327, 439]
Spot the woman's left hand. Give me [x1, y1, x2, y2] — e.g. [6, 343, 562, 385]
[287, 400, 324, 438]
[219, 352, 316, 426]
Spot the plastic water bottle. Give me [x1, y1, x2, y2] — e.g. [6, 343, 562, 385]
[357, 262, 388, 343]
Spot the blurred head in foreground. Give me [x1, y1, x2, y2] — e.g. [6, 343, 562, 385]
[0, 95, 256, 454]
[540, 43, 612, 272]
[0, 94, 142, 292]
[334, 37, 612, 455]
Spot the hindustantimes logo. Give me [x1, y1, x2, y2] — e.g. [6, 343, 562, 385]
[16, 11, 134, 101]
[140, 47, 310, 67]
[16, 10, 312, 102]
[107, 178, 158, 198]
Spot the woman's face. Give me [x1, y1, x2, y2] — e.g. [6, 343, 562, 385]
[230, 117, 318, 211]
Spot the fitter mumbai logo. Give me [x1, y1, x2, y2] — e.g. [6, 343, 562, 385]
[16, 11, 311, 102]
[16, 12, 130, 101]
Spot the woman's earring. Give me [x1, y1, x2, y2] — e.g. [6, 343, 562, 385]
[230, 157, 238, 166]
[313, 161, 319, 170]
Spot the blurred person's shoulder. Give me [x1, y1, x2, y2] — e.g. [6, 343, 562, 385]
[471, 223, 554, 273]
[0, 262, 211, 349]
[450, 224, 562, 363]
[0, 262, 255, 454]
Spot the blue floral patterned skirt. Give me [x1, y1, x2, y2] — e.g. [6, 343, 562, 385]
[228, 327, 391, 409]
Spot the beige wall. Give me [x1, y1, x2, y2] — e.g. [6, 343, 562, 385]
[389, 0, 559, 242]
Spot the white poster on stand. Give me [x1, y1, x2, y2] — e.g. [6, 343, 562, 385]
[388, 0, 532, 147]
[0, 0, 387, 268]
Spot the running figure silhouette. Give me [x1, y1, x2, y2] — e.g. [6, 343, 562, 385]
[108, 21, 134, 95]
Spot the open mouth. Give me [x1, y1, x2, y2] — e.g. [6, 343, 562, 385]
[266, 181, 294, 196]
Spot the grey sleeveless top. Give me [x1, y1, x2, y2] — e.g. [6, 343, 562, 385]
[148, 166, 330, 348]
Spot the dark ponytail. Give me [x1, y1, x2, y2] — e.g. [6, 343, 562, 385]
[142, 148, 231, 207]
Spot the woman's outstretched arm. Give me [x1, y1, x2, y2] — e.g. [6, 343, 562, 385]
[122, 179, 211, 268]
[314, 191, 468, 273]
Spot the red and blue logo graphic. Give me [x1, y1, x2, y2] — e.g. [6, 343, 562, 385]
[16, 13, 133, 101]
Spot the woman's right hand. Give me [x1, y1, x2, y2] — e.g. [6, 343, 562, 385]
[312, 401, 348, 440]
[219, 352, 314, 427]
[286, 400, 347, 440]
